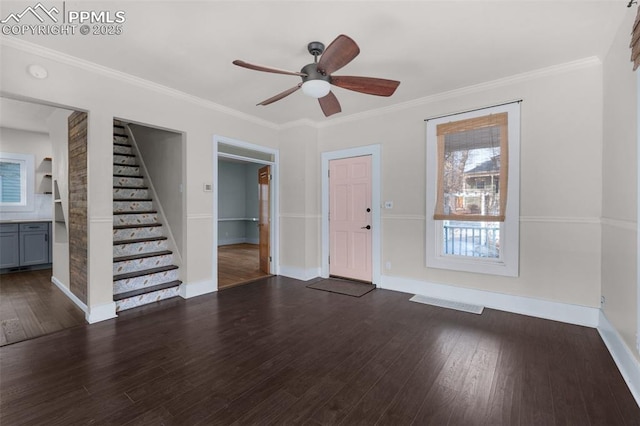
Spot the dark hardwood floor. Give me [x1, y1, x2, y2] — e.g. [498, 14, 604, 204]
[0, 269, 85, 346]
[1, 275, 638, 425]
[218, 243, 270, 289]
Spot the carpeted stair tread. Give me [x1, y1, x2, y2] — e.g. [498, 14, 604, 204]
[113, 280, 182, 301]
[113, 250, 173, 263]
[114, 153, 137, 158]
[113, 236, 167, 245]
[113, 142, 131, 147]
[113, 163, 140, 167]
[113, 186, 149, 190]
[113, 198, 153, 202]
[113, 264, 179, 281]
[113, 223, 162, 230]
[113, 210, 157, 215]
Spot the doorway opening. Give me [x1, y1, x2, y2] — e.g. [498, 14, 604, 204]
[213, 137, 279, 290]
[0, 96, 86, 345]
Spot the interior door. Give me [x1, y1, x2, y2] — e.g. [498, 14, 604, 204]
[329, 156, 372, 282]
[258, 165, 270, 274]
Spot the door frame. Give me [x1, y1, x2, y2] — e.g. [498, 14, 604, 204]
[321, 145, 381, 285]
[212, 135, 279, 291]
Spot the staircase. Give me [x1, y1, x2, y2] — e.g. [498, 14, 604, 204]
[112, 122, 181, 312]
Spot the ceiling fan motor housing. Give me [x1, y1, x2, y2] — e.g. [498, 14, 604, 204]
[301, 63, 331, 83]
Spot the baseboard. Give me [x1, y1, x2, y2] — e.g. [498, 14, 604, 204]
[379, 275, 600, 327]
[86, 302, 117, 324]
[218, 238, 250, 246]
[598, 311, 640, 406]
[180, 279, 216, 299]
[51, 275, 88, 315]
[279, 266, 321, 281]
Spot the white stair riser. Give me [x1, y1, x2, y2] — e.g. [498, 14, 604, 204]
[113, 188, 149, 199]
[114, 269, 180, 294]
[114, 155, 137, 165]
[114, 201, 153, 212]
[113, 253, 174, 275]
[114, 145, 133, 155]
[114, 213, 159, 226]
[114, 226, 163, 241]
[115, 286, 180, 312]
[114, 165, 140, 176]
[114, 176, 145, 188]
[114, 239, 168, 257]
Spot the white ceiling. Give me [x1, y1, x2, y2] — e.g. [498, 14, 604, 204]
[0, 97, 59, 133]
[1, 1, 630, 126]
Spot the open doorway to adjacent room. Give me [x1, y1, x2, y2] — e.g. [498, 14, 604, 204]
[0, 96, 86, 345]
[214, 138, 278, 290]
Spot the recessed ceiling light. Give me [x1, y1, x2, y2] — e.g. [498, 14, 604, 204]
[27, 64, 48, 79]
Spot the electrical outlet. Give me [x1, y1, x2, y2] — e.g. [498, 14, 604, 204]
[600, 296, 606, 306]
[384, 201, 393, 209]
[203, 183, 212, 192]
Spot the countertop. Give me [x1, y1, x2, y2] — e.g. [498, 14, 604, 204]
[0, 219, 53, 224]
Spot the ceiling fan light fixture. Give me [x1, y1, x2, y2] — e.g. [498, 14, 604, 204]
[301, 79, 331, 98]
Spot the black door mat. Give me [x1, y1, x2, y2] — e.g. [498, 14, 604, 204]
[306, 278, 375, 297]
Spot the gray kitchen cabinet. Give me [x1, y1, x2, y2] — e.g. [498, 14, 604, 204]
[0, 224, 20, 269]
[19, 223, 50, 266]
[0, 222, 51, 272]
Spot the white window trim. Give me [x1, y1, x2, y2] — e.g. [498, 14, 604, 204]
[0, 152, 34, 212]
[426, 102, 520, 277]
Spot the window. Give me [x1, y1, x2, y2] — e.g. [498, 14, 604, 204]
[0, 152, 34, 212]
[426, 102, 520, 276]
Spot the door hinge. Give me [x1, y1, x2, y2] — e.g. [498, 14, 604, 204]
[328, 169, 330, 178]
[269, 174, 272, 181]
[269, 256, 272, 262]
[328, 255, 330, 264]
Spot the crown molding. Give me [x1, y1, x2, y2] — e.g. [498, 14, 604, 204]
[312, 56, 602, 129]
[0, 36, 280, 130]
[2, 37, 601, 132]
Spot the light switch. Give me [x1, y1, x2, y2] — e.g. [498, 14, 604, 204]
[203, 183, 213, 192]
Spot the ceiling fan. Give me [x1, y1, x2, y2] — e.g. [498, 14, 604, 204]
[233, 34, 400, 117]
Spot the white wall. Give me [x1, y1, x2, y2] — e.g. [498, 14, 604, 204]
[0, 127, 52, 221]
[129, 124, 184, 254]
[46, 109, 73, 288]
[602, 10, 639, 361]
[298, 60, 605, 309]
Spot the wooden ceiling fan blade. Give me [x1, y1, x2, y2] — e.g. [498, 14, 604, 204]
[318, 91, 341, 117]
[331, 76, 400, 97]
[257, 84, 302, 106]
[317, 35, 360, 75]
[233, 60, 307, 77]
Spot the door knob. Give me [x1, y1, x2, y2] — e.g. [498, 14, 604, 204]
[361, 225, 371, 230]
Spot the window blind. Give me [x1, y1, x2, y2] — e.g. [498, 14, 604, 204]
[0, 161, 22, 203]
[434, 112, 508, 222]
[633, 5, 640, 70]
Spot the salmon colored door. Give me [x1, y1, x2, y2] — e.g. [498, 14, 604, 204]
[329, 156, 372, 282]
[258, 165, 270, 274]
